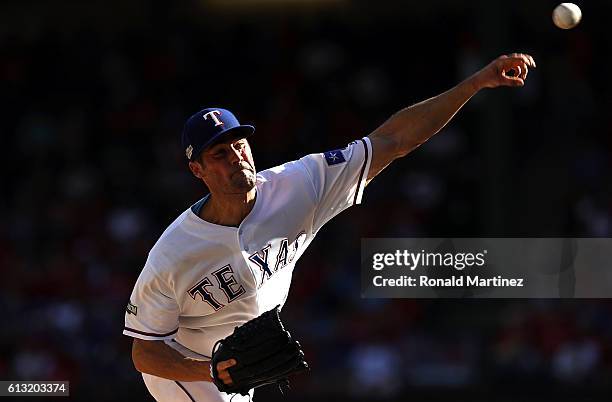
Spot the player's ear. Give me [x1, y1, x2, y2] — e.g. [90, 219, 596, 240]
[188, 160, 204, 179]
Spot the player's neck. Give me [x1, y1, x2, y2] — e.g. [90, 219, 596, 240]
[199, 188, 257, 227]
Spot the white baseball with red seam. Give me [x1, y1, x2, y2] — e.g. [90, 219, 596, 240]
[553, 3, 582, 29]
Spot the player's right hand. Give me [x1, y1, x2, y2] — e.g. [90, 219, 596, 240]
[215, 359, 237, 385]
[471, 53, 536, 89]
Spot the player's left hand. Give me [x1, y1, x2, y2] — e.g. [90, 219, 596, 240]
[471, 53, 536, 89]
[215, 359, 237, 385]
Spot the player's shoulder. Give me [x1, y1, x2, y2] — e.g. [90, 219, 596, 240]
[257, 139, 368, 188]
[253, 158, 320, 203]
[155, 208, 192, 242]
[258, 158, 308, 182]
[146, 208, 206, 272]
[258, 140, 364, 178]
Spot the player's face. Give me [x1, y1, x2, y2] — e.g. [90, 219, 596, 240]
[193, 137, 256, 194]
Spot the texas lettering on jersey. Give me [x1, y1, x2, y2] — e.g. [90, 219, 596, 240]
[188, 231, 306, 310]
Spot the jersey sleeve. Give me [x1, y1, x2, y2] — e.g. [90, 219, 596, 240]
[299, 137, 372, 232]
[123, 263, 180, 341]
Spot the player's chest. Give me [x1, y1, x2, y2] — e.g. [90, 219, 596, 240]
[178, 228, 309, 314]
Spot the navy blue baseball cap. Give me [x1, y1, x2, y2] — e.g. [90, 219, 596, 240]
[181, 108, 255, 161]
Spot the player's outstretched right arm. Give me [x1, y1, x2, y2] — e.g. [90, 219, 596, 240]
[131, 338, 236, 384]
[366, 53, 536, 183]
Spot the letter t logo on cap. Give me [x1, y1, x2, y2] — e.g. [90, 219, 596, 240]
[203, 110, 224, 127]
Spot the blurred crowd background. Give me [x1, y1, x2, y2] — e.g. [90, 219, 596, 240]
[2, 0, 611, 401]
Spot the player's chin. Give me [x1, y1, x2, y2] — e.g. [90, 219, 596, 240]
[231, 170, 256, 191]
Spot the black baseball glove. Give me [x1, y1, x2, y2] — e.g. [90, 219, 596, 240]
[210, 306, 309, 396]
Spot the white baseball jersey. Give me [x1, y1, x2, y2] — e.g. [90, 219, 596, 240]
[123, 137, 372, 401]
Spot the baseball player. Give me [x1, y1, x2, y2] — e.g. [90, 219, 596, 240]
[123, 53, 535, 401]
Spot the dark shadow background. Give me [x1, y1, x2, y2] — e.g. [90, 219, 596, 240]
[1, 0, 611, 401]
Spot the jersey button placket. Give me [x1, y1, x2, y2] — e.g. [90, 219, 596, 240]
[238, 223, 261, 288]
[238, 227, 249, 252]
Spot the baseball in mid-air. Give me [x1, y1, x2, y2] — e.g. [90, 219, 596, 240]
[552, 3, 582, 29]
